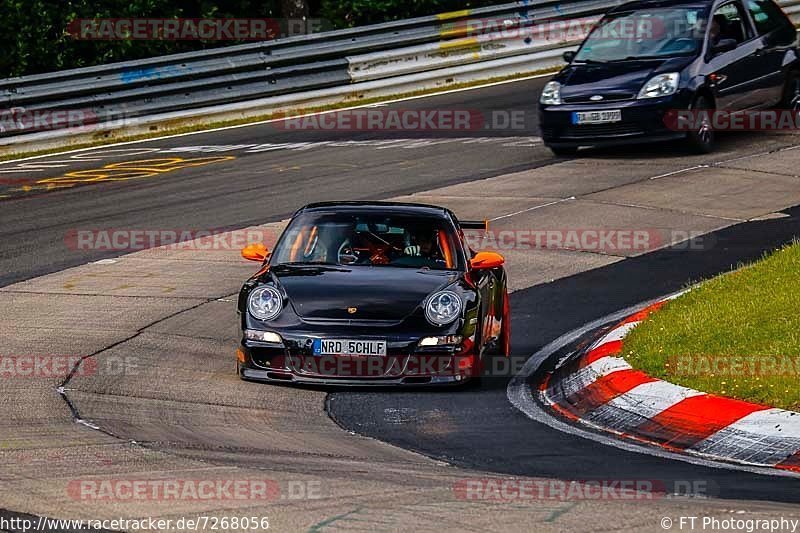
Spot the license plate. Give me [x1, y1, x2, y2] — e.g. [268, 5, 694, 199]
[572, 110, 622, 125]
[313, 339, 388, 356]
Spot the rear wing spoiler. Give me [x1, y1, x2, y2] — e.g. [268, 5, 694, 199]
[459, 220, 490, 231]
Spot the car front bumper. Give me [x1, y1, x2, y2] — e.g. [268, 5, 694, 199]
[238, 365, 466, 386]
[539, 95, 689, 148]
[237, 330, 477, 387]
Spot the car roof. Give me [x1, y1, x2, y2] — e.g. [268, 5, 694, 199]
[610, 0, 711, 12]
[298, 201, 453, 219]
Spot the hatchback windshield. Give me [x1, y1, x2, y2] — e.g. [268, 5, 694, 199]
[575, 7, 708, 62]
[271, 212, 463, 270]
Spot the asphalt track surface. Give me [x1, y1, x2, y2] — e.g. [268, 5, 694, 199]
[3, 76, 800, 530]
[330, 208, 800, 504]
[0, 79, 547, 287]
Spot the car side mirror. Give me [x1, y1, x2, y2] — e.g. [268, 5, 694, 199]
[470, 251, 505, 270]
[563, 50, 576, 63]
[711, 38, 737, 55]
[241, 243, 269, 262]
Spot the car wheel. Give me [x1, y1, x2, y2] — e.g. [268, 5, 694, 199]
[549, 146, 579, 157]
[781, 72, 800, 112]
[686, 96, 714, 154]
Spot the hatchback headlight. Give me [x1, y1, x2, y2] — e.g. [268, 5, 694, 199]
[637, 73, 680, 99]
[425, 291, 463, 326]
[248, 286, 283, 321]
[540, 81, 563, 105]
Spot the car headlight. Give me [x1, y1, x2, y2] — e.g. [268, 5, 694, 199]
[248, 286, 283, 321]
[245, 330, 283, 344]
[425, 291, 463, 326]
[540, 81, 562, 105]
[637, 73, 679, 99]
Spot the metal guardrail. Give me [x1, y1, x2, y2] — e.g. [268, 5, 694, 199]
[0, 0, 615, 141]
[1, 0, 799, 147]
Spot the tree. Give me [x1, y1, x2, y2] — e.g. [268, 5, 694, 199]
[281, 0, 309, 20]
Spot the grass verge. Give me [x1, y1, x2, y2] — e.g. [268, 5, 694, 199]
[623, 240, 800, 411]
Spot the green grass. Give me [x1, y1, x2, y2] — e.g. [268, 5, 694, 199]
[623, 241, 800, 411]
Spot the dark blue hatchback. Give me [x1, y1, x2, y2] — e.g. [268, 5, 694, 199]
[538, 0, 799, 155]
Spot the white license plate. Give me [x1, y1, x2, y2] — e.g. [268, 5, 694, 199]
[313, 339, 387, 356]
[572, 110, 622, 125]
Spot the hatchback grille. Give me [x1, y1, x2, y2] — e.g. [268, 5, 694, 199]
[561, 123, 644, 138]
[562, 93, 635, 104]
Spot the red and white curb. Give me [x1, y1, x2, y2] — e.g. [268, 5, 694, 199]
[508, 295, 800, 476]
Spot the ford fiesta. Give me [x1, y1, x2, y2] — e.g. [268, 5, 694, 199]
[539, 0, 800, 155]
[236, 202, 510, 386]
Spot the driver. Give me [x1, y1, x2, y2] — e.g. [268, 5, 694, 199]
[404, 231, 437, 259]
[709, 15, 724, 45]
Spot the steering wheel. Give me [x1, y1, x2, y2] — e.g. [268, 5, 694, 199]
[662, 38, 695, 53]
[303, 232, 319, 259]
[337, 240, 359, 265]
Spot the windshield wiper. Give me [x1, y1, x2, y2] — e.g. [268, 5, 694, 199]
[574, 58, 608, 65]
[278, 261, 340, 267]
[607, 55, 675, 62]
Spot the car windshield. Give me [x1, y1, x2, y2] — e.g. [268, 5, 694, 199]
[574, 7, 707, 62]
[271, 212, 464, 270]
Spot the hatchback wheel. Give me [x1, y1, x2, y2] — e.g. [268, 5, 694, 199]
[781, 73, 800, 112]
[686, 96, 714, 154]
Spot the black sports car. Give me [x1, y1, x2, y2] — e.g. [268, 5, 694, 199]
[236, 202, 510, 386]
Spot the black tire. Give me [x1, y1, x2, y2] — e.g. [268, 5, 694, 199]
[780, 72, 800, 111]
[686, 95, 715, 154]
[499, 289, 511, 358]
[549, 146, 579, 157]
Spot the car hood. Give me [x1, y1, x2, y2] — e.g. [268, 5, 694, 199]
[557, 57, 691, 100]
[269, 265, 459, 321]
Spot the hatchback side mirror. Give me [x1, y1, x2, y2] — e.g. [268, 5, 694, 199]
[711, 38, 737, 55]
[563, 50, 576, 63]
[242, 243, 269, 262]
[470, 251, 505, 270]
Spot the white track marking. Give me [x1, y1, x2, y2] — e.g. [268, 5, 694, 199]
[490, 197, 575, 222]
[690, 409, 800, 464]
[592, 321, 641, 347]
[602, 381, 704, 421]
[0, 73, 553, 167]
[553, 356, 632, 399]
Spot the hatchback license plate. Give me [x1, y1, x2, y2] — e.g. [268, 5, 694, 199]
[313, 339, 388, 356]
[572, 110, 622, 125]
